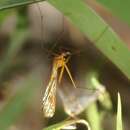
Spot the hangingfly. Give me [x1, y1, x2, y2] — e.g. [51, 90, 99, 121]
[42, 51, 105, 118]
[32, 1, 106, 118]
[42, 52, 76, 118]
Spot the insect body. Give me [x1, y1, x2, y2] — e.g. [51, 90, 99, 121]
[42, 51, 105, 118]
[33, 1, 106, 118]
[42, 52, 76, 118]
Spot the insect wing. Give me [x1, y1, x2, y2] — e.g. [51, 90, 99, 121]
[42, 68, 57, 118]
[58, 86, 104, 117]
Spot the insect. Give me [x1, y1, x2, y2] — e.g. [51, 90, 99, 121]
[41, 50, 105, 118]
[32, 1, 106, 118]
[42, 51, 76, 117]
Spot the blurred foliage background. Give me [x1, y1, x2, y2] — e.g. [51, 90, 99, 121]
[0, 0, 130, 130]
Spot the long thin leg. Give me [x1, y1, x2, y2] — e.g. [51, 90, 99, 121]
[58, 65, 65, 83]
[65, 55, 71, 64]
[64, 64, 77, 88]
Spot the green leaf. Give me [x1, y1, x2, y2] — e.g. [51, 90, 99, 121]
[86, 103, 102, 130]
[0, 0, 130, 80]
[116, 92, 123, 130]
[0, 72, 42, 130]
[44, 119, 90, 130]
[85, 71, 103, 130]
[86, 71, 112, 110]
[0, 0, 42, 10]
[48, 0, 130, 80]
[97, 0, 130, 26]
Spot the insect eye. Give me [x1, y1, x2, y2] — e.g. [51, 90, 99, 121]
[66, 52, 71, 56]
[63, 52, 71, 58]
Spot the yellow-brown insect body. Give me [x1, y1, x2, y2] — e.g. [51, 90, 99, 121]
[42, 52, 73, 118]
[53, 53, 66, 71]
[42, 51, 103, 118]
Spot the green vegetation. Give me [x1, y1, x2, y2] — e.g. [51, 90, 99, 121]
[0, 0, 127, 130]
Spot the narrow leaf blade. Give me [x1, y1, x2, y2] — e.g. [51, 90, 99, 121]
[116, 92, 123, 130]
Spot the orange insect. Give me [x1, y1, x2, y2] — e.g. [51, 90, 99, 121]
[42, 52, 76, 117]
[33, 1, 105, 118]
[42, 51, 104, 118]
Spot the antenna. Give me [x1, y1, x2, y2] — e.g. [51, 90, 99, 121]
[35, 1, 65, 56]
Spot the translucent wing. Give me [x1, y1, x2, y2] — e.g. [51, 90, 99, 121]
[42, 66, 57, 118]
[58, 86, 104, 117]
